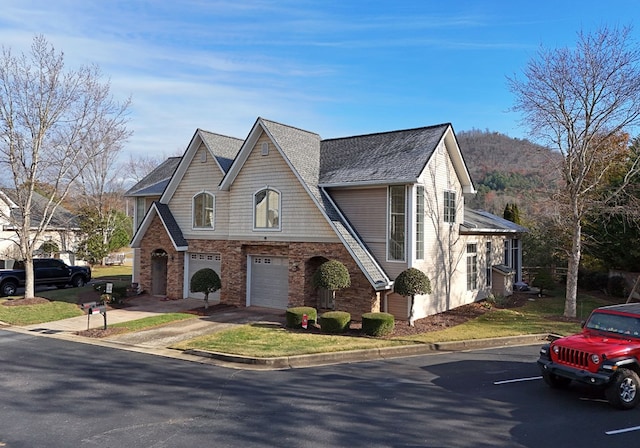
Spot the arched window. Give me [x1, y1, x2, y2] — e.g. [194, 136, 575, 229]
[193, 192, 214, 228]
[254, 188, 280, 230]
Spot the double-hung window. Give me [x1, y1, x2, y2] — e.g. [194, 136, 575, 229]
[444, 190, 456, 223]
[388, 185, 406, 261]
[467, 243, 478, 290]
[254, 188, 280, 230]
[193, 192, 214, 228]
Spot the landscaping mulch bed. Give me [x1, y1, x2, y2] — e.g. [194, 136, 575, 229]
[1, 297, 50, 306]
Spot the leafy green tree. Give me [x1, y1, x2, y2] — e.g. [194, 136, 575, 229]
[503, 203, 522, 224]
[394, 267, 432, 326]
[77, 208, 132, 264]
[190, 268, 221, 309]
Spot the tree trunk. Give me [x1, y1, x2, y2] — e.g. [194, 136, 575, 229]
[564, 218, 582, 318]
[409, 296, 416, 326]
[24, 257, 35, 300]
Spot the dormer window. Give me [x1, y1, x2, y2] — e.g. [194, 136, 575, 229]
[254, 187, 280, 230]
[193, 192, 214, 228]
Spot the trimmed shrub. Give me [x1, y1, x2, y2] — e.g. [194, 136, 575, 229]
[394, 267, 432, 297]
[312, 260, 351, 290]
[190, 268, 221, 309]
[361, 312, 395, 337]
[319, 311, 351, 334]
[286, 306, 317, 328]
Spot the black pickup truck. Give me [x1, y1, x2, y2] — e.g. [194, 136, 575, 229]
[0, 258, 92, 296]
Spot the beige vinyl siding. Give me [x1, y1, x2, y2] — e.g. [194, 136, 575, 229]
[411, 141, 470, 317]
[169, 143, 230, 239]
[386, 292, 410, 320]
[228, 132, 338, 242]
[329, 186, 408, 278]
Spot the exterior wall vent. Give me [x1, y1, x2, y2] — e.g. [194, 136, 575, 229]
[261, 142, 269, 156]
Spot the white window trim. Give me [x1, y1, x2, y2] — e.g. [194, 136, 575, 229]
[415, 185, 425, 261]
[192, 190, 215, 230]
[252, 186, 282, 232]
[466, 242, 478, 291]
[444, 189, 456, 224]
[387, 185, 407, 263]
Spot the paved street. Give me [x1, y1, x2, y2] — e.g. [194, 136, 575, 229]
[1, 330, 639, 447]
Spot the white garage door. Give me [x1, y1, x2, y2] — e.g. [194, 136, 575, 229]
[188, 253, 221, 301]
[249, 256, 289, 309]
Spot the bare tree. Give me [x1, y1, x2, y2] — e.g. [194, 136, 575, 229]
[123, 152, 165, 185]
[74, 129, 129, 265]
[0, 35, 131, 298]
[508, 26, 640, 317]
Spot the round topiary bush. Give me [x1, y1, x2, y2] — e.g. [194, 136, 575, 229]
[312, 260, 351, 290]
[319, 311, 351, 334]
[361, 312, 395, 337]
[285, 306, 317, 328]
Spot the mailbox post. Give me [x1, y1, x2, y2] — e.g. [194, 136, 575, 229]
[79, 301, 107, 330]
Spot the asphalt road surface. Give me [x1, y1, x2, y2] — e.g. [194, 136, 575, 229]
[1, 328, 639, 447]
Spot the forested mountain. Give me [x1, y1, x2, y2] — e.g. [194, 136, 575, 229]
[457, 129, 562, 219]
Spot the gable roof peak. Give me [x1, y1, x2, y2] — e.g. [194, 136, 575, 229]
[257, 117, 321, 139]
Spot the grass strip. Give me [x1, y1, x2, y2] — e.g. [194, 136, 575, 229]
[109, 313, 196, 332]
[173, 324, 406, 357]
[0, 300, 83, 325]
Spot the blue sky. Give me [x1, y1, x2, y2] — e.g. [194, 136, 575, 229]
[1, 0, 638, 159]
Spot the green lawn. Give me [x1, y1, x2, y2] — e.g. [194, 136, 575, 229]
[173, 324, 408, 357]
[0, 300, 83, 325]
[174, 290, 621, 357]
[0, 266, 627, 359]
[0, 265, 132, 324]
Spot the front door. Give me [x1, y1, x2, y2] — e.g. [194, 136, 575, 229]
[151, 249, 168, 296]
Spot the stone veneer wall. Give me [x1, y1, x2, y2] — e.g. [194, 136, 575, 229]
[138, 221, 382, 318]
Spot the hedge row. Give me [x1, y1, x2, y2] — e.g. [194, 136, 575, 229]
[286, 307, 395, 337]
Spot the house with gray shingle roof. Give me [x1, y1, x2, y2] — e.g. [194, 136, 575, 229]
[127, 118, 525, 320]
[0, 189, 83, 265]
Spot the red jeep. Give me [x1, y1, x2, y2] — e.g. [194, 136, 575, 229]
[538, 303, 640, 409]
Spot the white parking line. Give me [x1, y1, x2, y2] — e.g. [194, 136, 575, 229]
[493, 376, 542, 385]
[606, 426, 640, 435]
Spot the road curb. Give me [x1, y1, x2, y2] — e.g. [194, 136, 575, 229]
[184, 333, 552, 369]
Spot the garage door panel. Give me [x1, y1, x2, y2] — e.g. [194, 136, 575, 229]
[188, 253, 221, 301]
[250, 256, 288, 309]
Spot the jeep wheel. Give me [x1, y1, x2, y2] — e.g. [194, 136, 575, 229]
[605, 368, 640, 410]
[71, 275, 86, 288]
[542, 371, 571, 389]
[1, 280, 18, 297]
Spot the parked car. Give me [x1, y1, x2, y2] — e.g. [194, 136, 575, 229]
[0, 258, 91, 296]
[538, 303, 640, 409]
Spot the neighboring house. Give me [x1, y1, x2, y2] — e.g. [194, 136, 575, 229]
[0, 189, 83, 267]
[127, 118, 526, 321]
